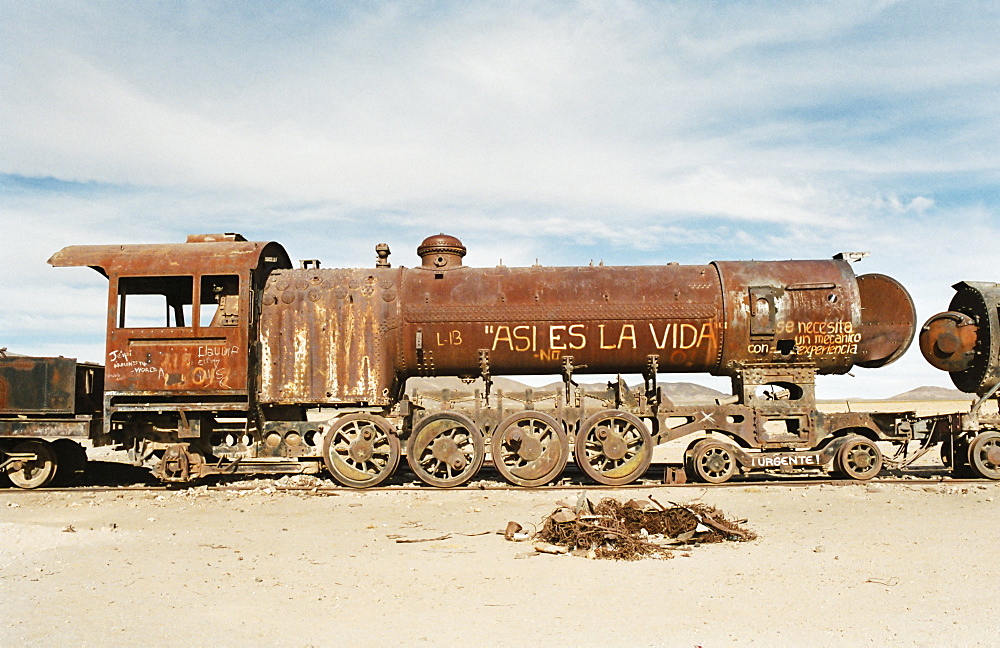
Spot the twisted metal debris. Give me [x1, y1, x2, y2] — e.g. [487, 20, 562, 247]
[531, 495, 756, 560]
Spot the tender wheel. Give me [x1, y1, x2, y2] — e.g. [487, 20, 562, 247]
[491, 412, 569, 487]
[407, 412, 485, 487]
[834, 436, 883, 480]
[323, 414, 401, 488]
[689, 439, 737, 484]
[4, 440, 57, 489]
[573, 409, 653, 486]
[968, 431, 1000, 480]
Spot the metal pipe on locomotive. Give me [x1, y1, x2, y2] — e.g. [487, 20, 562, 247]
[5, 232, 919, 489]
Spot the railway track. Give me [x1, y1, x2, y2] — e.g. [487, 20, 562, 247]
[1, 464, 993, 495]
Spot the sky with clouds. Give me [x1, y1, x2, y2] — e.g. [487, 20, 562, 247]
[1, 1, 998, 399]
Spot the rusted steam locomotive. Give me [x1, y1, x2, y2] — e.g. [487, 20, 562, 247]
[0, 232, 942, 488]
[919, 283, 1000, 479]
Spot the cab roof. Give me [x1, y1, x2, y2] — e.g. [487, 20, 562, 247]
[48, 233, 291, 277]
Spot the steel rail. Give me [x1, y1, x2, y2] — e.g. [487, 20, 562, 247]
[1, 474, 995, 495]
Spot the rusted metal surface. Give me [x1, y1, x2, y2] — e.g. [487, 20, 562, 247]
[1, 356, 76, 414]
[192, 233, 914, 409]
[250, 234, 919, 487]
[321, 413, 401, 488]
[49, 235, 291, 396]
[400, 264, 725, 377]
[399, 253, 914, 382]
[258, 267, 402, 406]
[921, 282, 1000, 394]
[968, 431, 1000, 479]
[406, 411, 486, 487]
[855, 273, 916, 368]
[48, 233, 277, 277]
[715, 259, 865, 376]
[0, 356, 103, 416]
[0, 419, 94, 438]
[920, 311, 978, 373]
[679, 435, 872, 484]
[416, 233, 466, 270]
[918, 281, 1000, 480]
[573, 409, 653, 485]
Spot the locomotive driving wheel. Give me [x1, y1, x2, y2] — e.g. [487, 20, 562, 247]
[689, 439, 737, 484]
[968, 431, 1000, 480]
[323, 413, 401, 488]
[407, 412, 485, 488]
[491, 411, 569, 487]
[4, 440, 57, 489]
[573, 410, 653, 486]
[834, 436, 883, 480]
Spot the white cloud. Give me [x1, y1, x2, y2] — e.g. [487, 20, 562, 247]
[1, 1, 997, 397]
[5, 1, 993, 221]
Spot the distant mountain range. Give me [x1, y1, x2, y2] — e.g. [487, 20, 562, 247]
[885, 386, 972, 401]
[405, 376, 973, 403]
[405, 377, 724, 404]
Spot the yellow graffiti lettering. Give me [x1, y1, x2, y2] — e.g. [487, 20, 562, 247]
[539, 348, 562, 362]
[598, 324, 616, 350]
[549, 325, 567, 351]
[617, 324, 637, 349]
[678, 324, 699, 349]
[512, 326, 532, 352]
[492, 326, 513, 351]
[649, 323, 670, 349]
[697, 323, 718, 349]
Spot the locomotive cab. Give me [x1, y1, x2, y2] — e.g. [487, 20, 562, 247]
[49, 234, 291, 463]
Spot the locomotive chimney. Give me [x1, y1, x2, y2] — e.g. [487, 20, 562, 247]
[417, 234, 466, 270]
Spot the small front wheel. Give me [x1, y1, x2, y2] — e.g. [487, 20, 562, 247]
[834, 437, 883, 480]
[968, 431, 1000, 480]
[689, 439, 737, 484]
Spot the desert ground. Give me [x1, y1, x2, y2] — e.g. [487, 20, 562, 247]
[2, 471, 999, 648]
[2, 395, 995, 647]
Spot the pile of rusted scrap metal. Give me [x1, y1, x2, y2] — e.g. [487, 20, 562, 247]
[505, 495, 756, 560]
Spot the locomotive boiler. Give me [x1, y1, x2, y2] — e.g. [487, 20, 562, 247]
[258, 234, 915, 486]
[920, 282, 1000, 478]
[42, 232, 917, 489]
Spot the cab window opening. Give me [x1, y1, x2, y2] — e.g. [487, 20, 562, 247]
[200, 275, 240, 328]
[117, 276, 193, 328]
